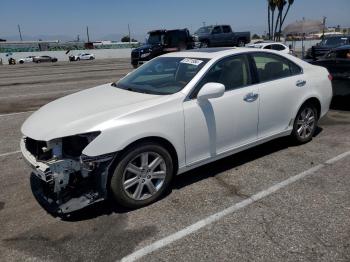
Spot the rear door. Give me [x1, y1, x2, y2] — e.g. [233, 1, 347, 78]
[333, 49, 350, 95]
[222, 26, 232, 46]
[211, 26, 223, 46]
[249, 52, 304, 138]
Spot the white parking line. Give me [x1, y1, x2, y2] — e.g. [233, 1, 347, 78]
[0, 88, 83, 99]
[120, 150, 350, 262]
[0, 111, 34, 118]
[0, 150, 21, 158]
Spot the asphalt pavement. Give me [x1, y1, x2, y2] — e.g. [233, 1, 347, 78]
[0, 60, 349, 262]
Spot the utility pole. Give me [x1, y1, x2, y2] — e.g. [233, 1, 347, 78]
[18, 24, 23, 41]
[86, 26, 90, 42]
[128, 24, 131, 44]
[202, 22, 206, 27]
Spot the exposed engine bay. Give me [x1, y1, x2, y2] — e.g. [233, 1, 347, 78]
[21, 132, 115, 215]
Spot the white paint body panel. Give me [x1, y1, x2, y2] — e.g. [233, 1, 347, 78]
[21, 48, 332, 174]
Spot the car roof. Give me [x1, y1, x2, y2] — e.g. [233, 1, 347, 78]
[333, 45, 350, 51]
[249, 42, 286, 47]
[324, 35, 350, 39]
[161, 47, 286, 59]
[148, 29, 187, 34]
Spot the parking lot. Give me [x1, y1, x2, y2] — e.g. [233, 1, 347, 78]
[0, 60, 350, 261]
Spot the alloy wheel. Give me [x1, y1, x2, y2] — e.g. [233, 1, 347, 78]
[296, 107, 315, 139]
[122, 152, 166, 201]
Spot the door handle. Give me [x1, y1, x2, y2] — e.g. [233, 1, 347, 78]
[244, 92, 259, 102]
[296, 80, 306, 87]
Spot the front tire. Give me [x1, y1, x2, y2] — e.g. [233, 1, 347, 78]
[110, 142, 174, 208]
[291, 103, 318, 144]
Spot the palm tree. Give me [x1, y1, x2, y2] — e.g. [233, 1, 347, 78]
[267, 0, 271, 39]
[269, 0, 277, 40]
[279, 0, 294, 39]
[274, 0, 286, 41]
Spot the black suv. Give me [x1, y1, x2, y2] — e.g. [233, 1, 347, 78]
[131, 29, 194, 68]
[306, 35, 350, 60]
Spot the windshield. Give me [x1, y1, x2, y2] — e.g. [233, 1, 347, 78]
[320, 37, 348, 46]
[147, 33, 165, 45]
[114, 57, 209, 95]
[195, 26, 214, 34]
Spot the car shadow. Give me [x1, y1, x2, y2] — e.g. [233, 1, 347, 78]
[60, 127, 323, 222]
[330, 95, 350, 111]
[172, 127, 323, 190]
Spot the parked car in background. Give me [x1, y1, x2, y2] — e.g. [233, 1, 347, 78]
[33, 55, 58, 63]
[21, 48, 332, 214]
[131, 28, 194, 68]
[310, 45, 350, 97]
[69, 53, 95, 61]
[193, 25, 250, 48]
[8, 57, 16, 65]
[247, 42, 291, 54]
[305, 35, 350, 60]
[18, 56, 36, 64]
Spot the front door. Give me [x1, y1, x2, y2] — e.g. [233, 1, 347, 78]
[183, 54, 259, 165]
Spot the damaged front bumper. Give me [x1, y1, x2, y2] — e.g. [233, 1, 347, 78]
[20, 137, 115, 215]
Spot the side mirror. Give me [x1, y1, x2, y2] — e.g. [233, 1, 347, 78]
[197, 82, 225, 100]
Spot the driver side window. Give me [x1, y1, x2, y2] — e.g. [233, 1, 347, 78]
[193, 55, 252, 97]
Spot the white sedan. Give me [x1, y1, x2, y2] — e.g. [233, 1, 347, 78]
[18, 56, 35, 64]
[69, 53, 95, 61]
[247, 42, 291, 54]
[21, 47, 332, 214]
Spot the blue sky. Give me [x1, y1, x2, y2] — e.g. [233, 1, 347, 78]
[1, 0, 350, 41]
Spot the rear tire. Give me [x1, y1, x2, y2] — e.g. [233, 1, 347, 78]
[291, 103, 318, 144]
[200, 41, 210, 48]
[110, 142, 174, 208]
[237, 39, 245, 47]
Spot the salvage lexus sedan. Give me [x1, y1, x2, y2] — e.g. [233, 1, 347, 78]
[21, 47, 332, 215]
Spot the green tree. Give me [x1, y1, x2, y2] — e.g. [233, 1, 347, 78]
[121, 36, 138, 42]
[252, 34, 261, 39]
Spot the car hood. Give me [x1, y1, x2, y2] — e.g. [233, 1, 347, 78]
[21, 83, 168, 141]
[193, 33, 211, 39]
[132, 44, 158, 53]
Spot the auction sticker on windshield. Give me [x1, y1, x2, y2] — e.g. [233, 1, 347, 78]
[180, 58, 203, 66]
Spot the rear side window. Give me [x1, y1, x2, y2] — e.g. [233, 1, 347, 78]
[196, 55, 252, 92]
[222, 26, 231, 33]
[212, 26, 222, 34]
[272, 44, 286, 51]
[252, 53, 302, 82]
[263, 45, 272, 49]
[166, 31, 187, 46]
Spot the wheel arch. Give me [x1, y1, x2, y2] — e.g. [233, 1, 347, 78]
[113, 136, 179, 175]
[296, 97, 321, 120]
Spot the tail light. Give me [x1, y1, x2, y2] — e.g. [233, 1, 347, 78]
[328, 74, 333, 81]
